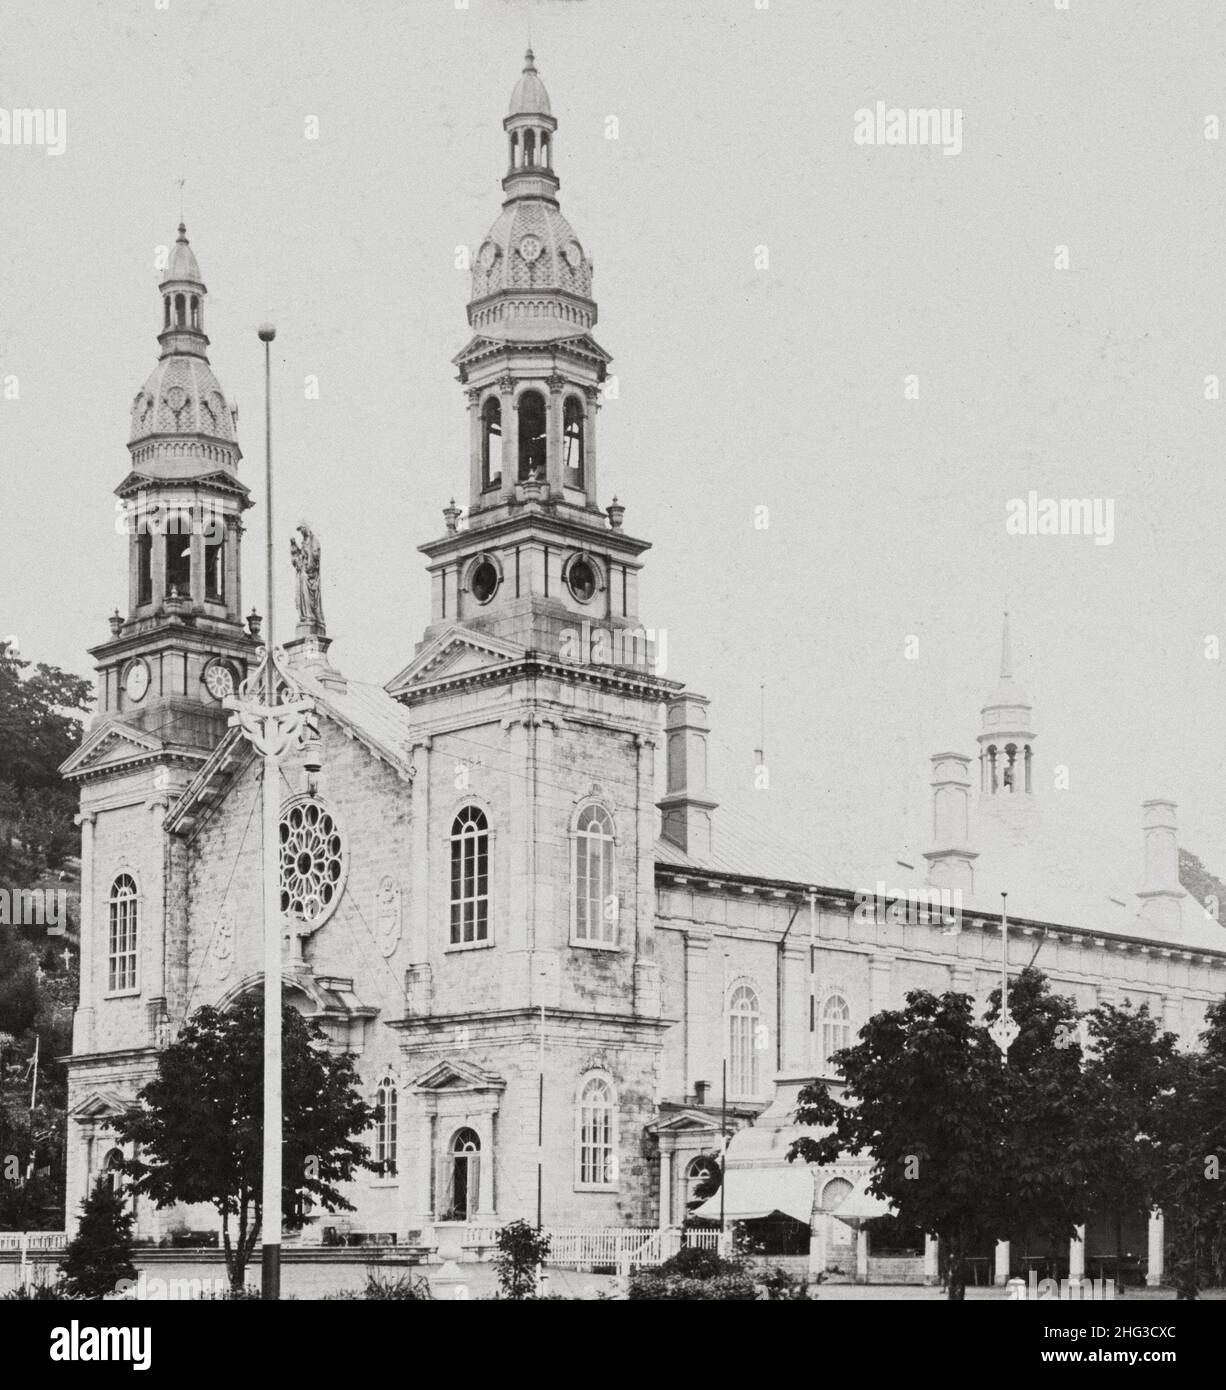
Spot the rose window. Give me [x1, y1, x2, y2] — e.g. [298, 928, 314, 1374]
[279, 798, 346, 929]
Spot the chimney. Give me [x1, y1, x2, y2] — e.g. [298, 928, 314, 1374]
[693, 1080, 709, 1106]
[1137, 798, 1185, 931]
[657, 692, 718, 858]
[922, 753, 978, 893]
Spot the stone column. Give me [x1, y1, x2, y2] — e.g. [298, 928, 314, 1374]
[856, 1226, 869, 1283]
[809, 1214, 828, 1280]
[546, 374, 565, 494]
[499, 376, 517, 501]
[146, 797, 170, 1041]
[1069, 1224, 1086, 1282]
[583, 389, 600, 507]
[994, 1239, 1011, 1285]
[781, 938, 808, 1070]
[1146, 1210, 1164, 1287]
[658, 1149, 672, 1229]
[408, 1101, 436, 1241]
[475, 1112, 496, 1220]
[467, 388, 483, 501]
[870, 955, 894, 1014]
[74, 812, 97, 1053]
[924, 1233, 939, 1285]
[408, 738, 431, 964]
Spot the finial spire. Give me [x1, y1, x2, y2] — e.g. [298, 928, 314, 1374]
[524, 46, 536, 72]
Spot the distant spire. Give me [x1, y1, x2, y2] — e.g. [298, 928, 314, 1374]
[1000, 610, 1012, 681]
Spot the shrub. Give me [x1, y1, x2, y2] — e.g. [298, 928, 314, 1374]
[324, 1271, 434, 1301]
[2, 1278, 78, 1301]
[495, 1219, 552, 1300]
[628, 1270, 758, 1301]
[59, 1178, 137, 1299]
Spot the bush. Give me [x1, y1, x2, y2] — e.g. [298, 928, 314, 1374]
[325, 1271, 434, 1301]
[495, 1219, 552, 1300]
[2, 1278, 79, 1301]
[657, 1246, 728, 1281]
[628, 1270, 758, 1301]
[59, 1178, 137, 1298]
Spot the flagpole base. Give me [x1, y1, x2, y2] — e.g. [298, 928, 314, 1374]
[261, 1244, 281, 1300]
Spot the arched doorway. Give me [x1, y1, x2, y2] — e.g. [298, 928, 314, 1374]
[444, 1128, 481, 1222]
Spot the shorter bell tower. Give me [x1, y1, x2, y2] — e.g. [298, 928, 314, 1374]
[91, 223, 259, 750]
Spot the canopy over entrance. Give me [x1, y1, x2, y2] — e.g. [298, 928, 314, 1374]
[691, 1165, 814, 1225]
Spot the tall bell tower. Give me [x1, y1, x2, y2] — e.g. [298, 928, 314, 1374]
[91, 223, 259, 748]
[417, 50, 653, 666]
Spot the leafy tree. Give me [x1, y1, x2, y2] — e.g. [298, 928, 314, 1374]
[59, 1177, 137, 1298]
[1075, 1001, 1179, 1271]
[494, 1218, 552, 1299]
[1178, 848, 1226, 925]
[111, 995, 376, 1290]
[1152, 999, 1226, 1299]
[789, 969, 1087, 1300]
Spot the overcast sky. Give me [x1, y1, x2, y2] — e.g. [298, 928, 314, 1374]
[2, 0, 1224, 886]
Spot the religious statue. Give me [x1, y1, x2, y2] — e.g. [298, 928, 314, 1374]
[290, 522, 325, 630]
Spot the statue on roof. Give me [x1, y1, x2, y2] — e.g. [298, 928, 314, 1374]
[291, 522, 325, 632]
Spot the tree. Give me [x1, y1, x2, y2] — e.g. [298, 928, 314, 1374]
[789, 969, 1087, 1300]
[111, 995, 376, 1290]
[494, 1218, 552, 1299]
[1152, 999, 1226, 1299]
[1075, 1001, 1179, 1275]
[59, 1177, 137, 1298]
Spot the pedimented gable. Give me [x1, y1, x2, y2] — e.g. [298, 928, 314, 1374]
[60, 720, 190, 781]
[411, 1058, 506, 1093]
[385, 626, 526, 697]
[68, 1090, 132, 1122]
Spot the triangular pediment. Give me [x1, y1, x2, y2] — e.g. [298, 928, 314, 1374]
[60, 720, 176, 780]
[651, 1110, 721, 1136]
[385, 626, 526, 697]
[68, 1090, 132, 1121]
[411, 1058, 506, 1093]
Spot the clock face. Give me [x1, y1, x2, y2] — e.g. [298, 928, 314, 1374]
[563, 240, 583, 269]
[478, 241, 498, 270]
[518, 234, 544, 263]
[124, 660, 150, 703]
[204, 662, 235, 701]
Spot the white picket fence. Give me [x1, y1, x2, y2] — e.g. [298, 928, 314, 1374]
[546, 1226, 723, 1269]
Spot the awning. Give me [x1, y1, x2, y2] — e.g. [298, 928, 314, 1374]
[691, 1165, 815, 1225]
[828, 1174, 895, 1228]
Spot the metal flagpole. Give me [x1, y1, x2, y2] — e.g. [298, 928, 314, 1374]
[536, 1002, 544, 1228]
[718, 1058, 727, 1240]
[225, 325, 313, 1299]
[259, 323, 282, 1300]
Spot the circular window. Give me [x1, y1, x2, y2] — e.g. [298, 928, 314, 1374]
[279, 797, 347, 930]
[470, 557, 500, 604]
[566, 556, 598, 604]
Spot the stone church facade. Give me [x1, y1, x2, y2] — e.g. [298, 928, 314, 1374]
[61, 53, 1226, 1280]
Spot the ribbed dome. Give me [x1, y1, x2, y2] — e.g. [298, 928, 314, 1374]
[160, 223, 203, 286]
[509, 49, 550, 116]
[130, 356, 235, 444]
[473, 202, 591, 300]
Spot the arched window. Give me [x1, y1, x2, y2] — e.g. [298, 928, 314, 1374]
[136, 528, 153, 606]
[163, 296, 171, 329]
[165, 515, 192, 599]
[820, 1176, 854, 1212]
[374, 1077, 397, 1177]
[517, 390, 547, 481]
[821, 994, 851, 1074]
[524, 129, 536, 166]
[108, 874, 138, 992]
[450, 806, 489, 944]
[190, 295, 200, 329]
[728, 984, 761, 1098]
[103, 1147, 126, 1199]
[481, 396, 502, 490]
[572, 805, 615, 945]
[444, 1127, 480, 1221]
[576, 1076, 616, 1186]
[562, 397, 584, 484]
[685, 1155, 720, 1214]
[174, 293, 186, 326]
[509, 130, 519, 168]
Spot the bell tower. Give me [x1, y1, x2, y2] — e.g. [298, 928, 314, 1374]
[417, 50, 653, 669]
[977, 611, 1035, 799]
[91, 223, 259, 749]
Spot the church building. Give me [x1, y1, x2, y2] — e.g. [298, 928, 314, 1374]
[61, 52, 1226, 1285]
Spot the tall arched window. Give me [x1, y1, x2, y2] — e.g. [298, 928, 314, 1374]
[136, 528, 153, 606]
[374, 1077, 397, 1177]
[450, 806, 489, 944]
[572, 804, 615, 945]
[174, 293, 186, 326]
[517, 390, 547, 480]
[163, 296, 171, 329]
[524, 129, 536, 166]
[481, 396, 502, 490]
[103, 1147, 126, 1201]
[444, 1128, 480, 1221]
[108, 874, 138, 992]
[576, 1075, 616, 1186]
[562, 397, 584, 484]
[190, 295, 200, 329]
[728, 983, 761, 1097]
[685, 1155, 720, 1214]
[821, 994, 851, 1074]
